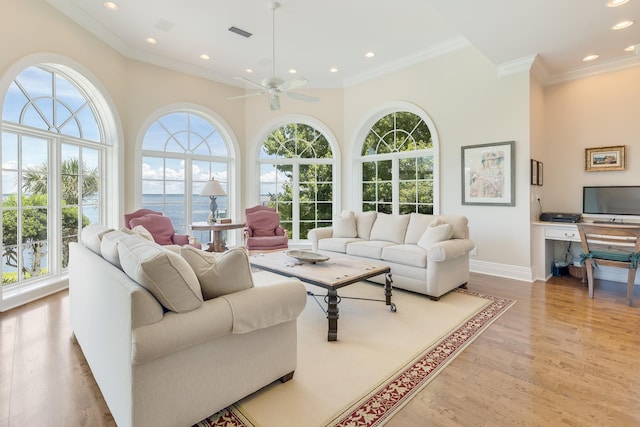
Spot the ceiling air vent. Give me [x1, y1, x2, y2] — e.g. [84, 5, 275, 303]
[228, 26, 252, 38]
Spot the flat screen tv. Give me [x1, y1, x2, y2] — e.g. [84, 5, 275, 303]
[583, 186, 640, 216]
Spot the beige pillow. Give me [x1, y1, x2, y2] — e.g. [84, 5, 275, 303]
[100, 230, 130, 268]
[417, 223, 454, 250]
[81, 224, 114, 254]
[118, 235, 203, 312]
[430, 216, 468, 239]
[181, 246, 255, 300]
[332, 210, 357, 238]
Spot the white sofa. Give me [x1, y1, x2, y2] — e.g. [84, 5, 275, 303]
[69, 225, 307, 427]
[308, 212, 475, 300]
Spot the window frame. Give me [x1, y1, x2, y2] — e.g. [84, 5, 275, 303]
[136, 105, 241, 246]
[251, 116, 340, 243]
[0, 55, 120, 311]
[353, 102, 440, 215]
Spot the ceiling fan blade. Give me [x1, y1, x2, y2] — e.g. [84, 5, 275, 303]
[233, 76, 267, 90]
[270, 93, 281, 111]
[285, 92, 320, 103]
[279, 78, 309, 92]
[227, 91, 266, 100]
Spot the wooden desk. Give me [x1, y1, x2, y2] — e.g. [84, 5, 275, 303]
[191, 222, 245, 252]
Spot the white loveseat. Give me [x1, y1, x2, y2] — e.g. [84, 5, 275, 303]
[69, 225, 307, 427]
[308, 212, 475, 300]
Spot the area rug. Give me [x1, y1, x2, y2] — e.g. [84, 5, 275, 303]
[195, 274, 514, 427]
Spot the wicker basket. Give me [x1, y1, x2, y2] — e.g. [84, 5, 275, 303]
[568, 264, 586, 282]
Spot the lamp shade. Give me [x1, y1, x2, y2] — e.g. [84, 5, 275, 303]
[200, 179, 226, 196]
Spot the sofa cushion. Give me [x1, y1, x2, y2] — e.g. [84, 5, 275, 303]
[100, 230, 130, 268]
[355, 211, 377, 240]
[381, 244, 428, 268]
[180, 246, 254, 300]
[318, 237, 362, 253]
[430, 215, 468, 239]
[346, 240, 395, 259]
[333, 210, 357, 238]
[417, 223, 454, 250]
[404, 213, 436, 245]
[118, 235, 203, 313]
[81, 224, 114, 254]
[369, 213, 411, 244]
[129, 214, 174, 245]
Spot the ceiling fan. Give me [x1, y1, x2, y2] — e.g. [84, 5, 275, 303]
[228, 1, 320, 111]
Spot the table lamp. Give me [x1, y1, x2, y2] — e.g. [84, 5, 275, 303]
[200, 178, 226, 223]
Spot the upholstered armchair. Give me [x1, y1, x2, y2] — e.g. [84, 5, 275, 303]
[124, 208, 201, 248]
[244, 206, 289, 251]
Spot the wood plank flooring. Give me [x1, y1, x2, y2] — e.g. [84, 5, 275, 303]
[1, 273, 639, 426]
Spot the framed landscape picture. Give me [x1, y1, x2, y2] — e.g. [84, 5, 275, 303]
[585, 145, 625, 172]
[461, 141, 515, 206]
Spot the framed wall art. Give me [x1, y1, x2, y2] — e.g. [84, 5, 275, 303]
[537, 161, 543, 186]
[530, 159, 538, 186]
[585, 145, 625, 172]
[462, 141, 515, 206]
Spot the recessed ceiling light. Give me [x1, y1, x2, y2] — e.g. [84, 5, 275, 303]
[582, 54, 600, 62]
[365, 52, 375, 58]
[613, 20, 634, 30]
[329, 67, 338, 73]
[245, 69, 253, 73]
[288, 69, 297, 74]
[625, 44, 637, 51]
[104, 1, 119, 10]
[200, 54, 210, 60]
[145, 37, 158, 44]
[607, 0, 630, 7]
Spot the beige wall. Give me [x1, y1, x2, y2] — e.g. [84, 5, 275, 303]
[344, 47, 533, 271]
[6, 0, 638, 280]
[543, 67, 640, 214]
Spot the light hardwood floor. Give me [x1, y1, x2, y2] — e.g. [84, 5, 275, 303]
[1, 273, 639, 426]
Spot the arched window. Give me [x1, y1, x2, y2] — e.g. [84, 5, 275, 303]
[141, 110, 234, 244]
[258, 123, 335, 241]
[1, 65, 107, 288]
[359, 110, 437, 214]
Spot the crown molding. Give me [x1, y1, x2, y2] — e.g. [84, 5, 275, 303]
[342, 37, 470, 88]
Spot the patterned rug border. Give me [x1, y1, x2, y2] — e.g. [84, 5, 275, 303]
[197, 289, 515, 427]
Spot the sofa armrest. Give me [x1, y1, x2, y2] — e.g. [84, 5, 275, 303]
[275, 226, 287, 236]
[427, 239, 475, 262]
[131, 279, 306, 364]
[308, 227, 333, 251]
[222, 279, 307, 334]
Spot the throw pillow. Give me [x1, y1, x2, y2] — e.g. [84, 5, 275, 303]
[332, 210, 357, 238]
[132, 225, 155, 242]
[118, 235, 203, 312]
[181, 246, 255, 300]
[80, 224, 114, 255]
[100, 229, 130, 268]
[430, 216, 468, 239]
[417, 223, 454, 250]
[128, 214, 174, 245]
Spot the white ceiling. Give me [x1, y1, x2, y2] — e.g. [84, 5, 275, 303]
[48, 0, 640, 89]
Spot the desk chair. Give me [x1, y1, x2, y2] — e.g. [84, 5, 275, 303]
[577, 223, 640, 306]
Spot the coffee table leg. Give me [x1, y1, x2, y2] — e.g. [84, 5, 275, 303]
[325, 290, 340, 341]
[385, 273, 397, 312]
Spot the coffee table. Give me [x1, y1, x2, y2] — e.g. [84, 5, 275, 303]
[249, 251, 396, 341]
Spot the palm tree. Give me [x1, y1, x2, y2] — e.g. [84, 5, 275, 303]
[2, 158, 98, 284]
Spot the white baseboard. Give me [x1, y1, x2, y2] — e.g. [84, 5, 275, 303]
[470, 259, 533, 282]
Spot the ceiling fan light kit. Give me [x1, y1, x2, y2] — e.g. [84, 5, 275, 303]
[227, 1, 320, 110]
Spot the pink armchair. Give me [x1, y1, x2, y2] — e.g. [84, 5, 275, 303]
[244, 206, 289, 251]
[124, 209, 201, 248]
